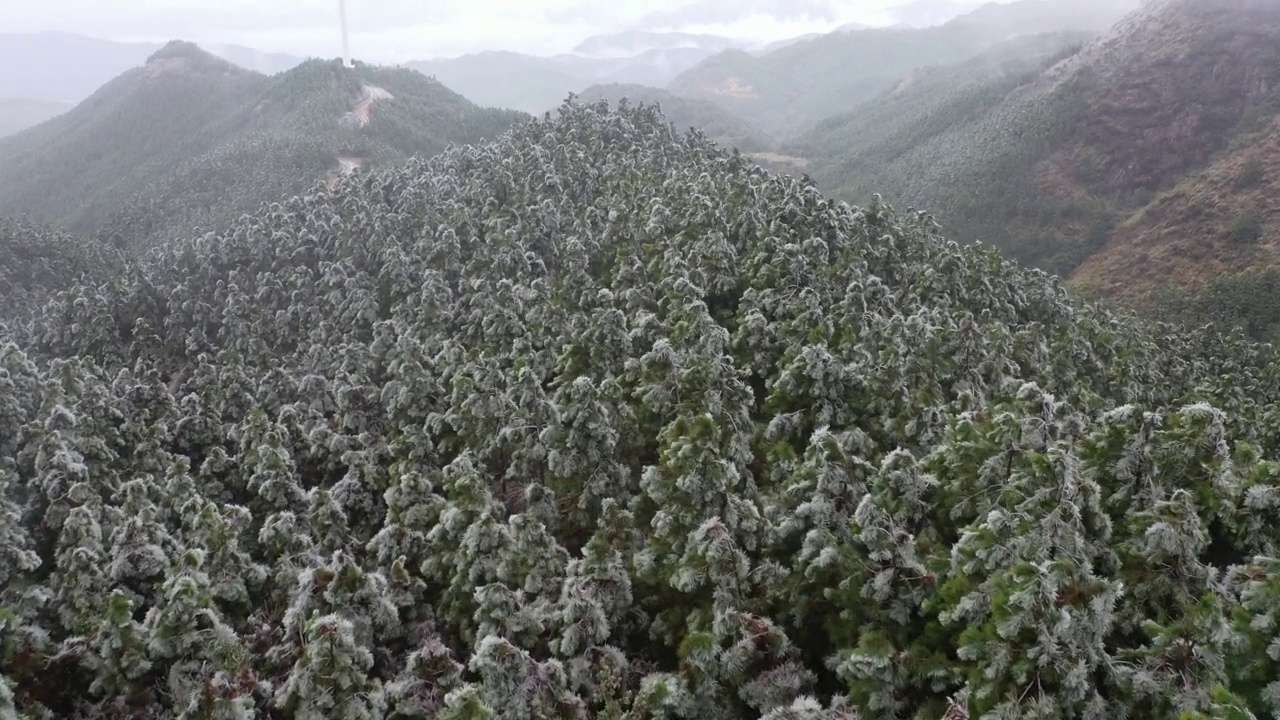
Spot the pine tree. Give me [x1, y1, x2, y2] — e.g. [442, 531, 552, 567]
[145, 548, 254, 716]
[0, 464, 40, 592]
[81, 590, 153, 708]
[275, 614, 386, 720]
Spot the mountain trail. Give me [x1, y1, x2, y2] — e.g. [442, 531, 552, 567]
[343, 84, 394, 129]
[329, 84, 393, 187]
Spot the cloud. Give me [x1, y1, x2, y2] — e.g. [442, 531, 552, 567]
[633, 0, 849, 30]
[5, 0, 940, 60]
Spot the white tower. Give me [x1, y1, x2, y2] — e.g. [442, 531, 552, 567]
[339, 0, 353, 68]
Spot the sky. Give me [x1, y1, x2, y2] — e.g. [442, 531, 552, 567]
[4, 0, 995, 61]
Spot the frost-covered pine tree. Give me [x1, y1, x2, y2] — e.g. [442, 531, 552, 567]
[275, 614, 385, 720]
[145, 548, 254, 715]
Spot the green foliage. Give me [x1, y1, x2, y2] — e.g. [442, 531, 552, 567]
[1234, 157, 1267, 191]
[1230, 210, 1266, 245]
[1161, 264, 1280, 343]
[5, 98, 1280, 719]
[0, 218, 126, 324]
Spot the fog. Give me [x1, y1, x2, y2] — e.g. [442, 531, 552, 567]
[7, 0, 1015, 61]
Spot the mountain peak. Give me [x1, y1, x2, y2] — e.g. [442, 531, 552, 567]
[144, 40, 247, 77]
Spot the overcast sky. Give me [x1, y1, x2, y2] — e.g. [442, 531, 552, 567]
[5, 0, 997, 61]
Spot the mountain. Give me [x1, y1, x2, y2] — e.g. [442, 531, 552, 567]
[0, 41, 527, 248]
[0, 42, 268, 233]
[408, 35, 738, 115]
[0, 97, 72, 138]
[797, 0, 1280, 308]
[571, 83, 777, 152]
[791, 30, 1093, 166]
[668, 0, 1140, 140]
[8, 97, 1280, 719]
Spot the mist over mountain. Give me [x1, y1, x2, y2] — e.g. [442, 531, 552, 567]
[572, 30, 739, 59]
[0, 97, 73, 138]
[407, 37, 741, 116]
[669, 0, 1140, 141]
[887, 0, 988, 28]
[0, 32, 160, 103]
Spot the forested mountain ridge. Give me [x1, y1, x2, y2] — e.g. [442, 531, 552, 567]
[797, 0, 1280, 303]
[0, 42, 266, 234]
[789, 30, 1093, 173]
[6, 98, 1280, 718]
[0, 41, 527, 250]
[667, 0, 1138, 141]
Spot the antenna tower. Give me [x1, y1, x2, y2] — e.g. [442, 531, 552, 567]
[339, 0, 353, 68]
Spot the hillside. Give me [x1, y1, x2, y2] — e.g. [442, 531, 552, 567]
[667, 0, 1138, 141]
[7, 96, 1280, 719]
[0, 42, 526, 247]
[790, 30, 1093, 165]
[1072, 111, 1280, 299]
[797, 0, 1280, 291]
[0, 97, 72, 138]
[572, 83, 778, 152]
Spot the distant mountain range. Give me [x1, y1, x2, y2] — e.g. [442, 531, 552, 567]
[0, 29, 773, 125]
[406, 31, 780, 115]
[0, 2, 1049, 134]
[0, 97, 72, 138]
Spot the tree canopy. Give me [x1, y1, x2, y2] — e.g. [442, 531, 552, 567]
[4, 99, 1280, 719]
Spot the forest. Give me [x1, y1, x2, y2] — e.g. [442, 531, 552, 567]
[4, 99, 1280, 719]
